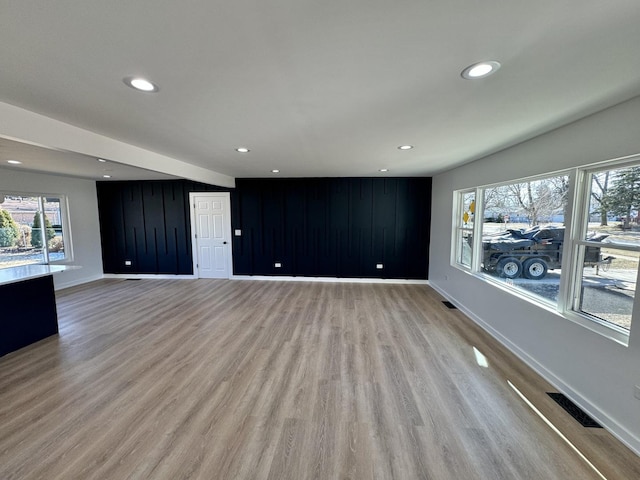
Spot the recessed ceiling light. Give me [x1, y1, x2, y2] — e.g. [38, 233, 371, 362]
[398, 145, 413, 150]
[379, 168, 389, 172]
[103, 174, 112, 178]
[236, 147, 250, 153]
[97, 158, 107, 163]
[271, 169, 280, 173]
[123, 76, 159, 92]
[7, 160, 22, 165]
[461, 61, 501, 79]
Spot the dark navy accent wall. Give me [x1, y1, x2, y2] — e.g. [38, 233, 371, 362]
[97, 180, 227, 274]
[231, 178, 431, 279]
[97, 177, 431, 279]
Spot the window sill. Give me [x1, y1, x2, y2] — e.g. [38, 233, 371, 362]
[452, 262, 630, 347]
[562, 310, 629, 347]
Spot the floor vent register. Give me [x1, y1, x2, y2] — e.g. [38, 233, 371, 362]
[547, 392, 602, 428]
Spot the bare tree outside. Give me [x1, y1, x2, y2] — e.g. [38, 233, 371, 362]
[484, 176, 568, 226]
[466, 165, 640, 333]
[591, 171, 611, 226]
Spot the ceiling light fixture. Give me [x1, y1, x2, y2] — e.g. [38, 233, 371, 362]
[7, 160, 22, 165]
[379, 168, 389, 172]
[103, 174, 112, 178]
[123, 76, 159, 92]
[236, 147, 250, 153]
[398, 145, 413, 150]
[271, 169, 280, 173]
[461, 61, 501, 79]
[97, 158, 107, 163]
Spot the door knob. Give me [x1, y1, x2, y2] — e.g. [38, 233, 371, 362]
[223, 241, 228, 244]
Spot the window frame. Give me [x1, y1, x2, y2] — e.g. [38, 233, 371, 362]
[452, 156, 640, 346]
[563, 161, 640, 342]
[0, 191, 73, 269]
[481, 171, 572, 307]
[452, 189, 477, 270]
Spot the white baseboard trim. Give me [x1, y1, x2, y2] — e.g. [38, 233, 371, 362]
[102, 273, 197, 280]
[231, 275, 429, 285]
[100, 273, 428, 284]
[429, 282, 640, 457]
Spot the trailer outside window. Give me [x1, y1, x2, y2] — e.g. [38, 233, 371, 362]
[453, 156, 640, 342]
[479, 175, 570, 305]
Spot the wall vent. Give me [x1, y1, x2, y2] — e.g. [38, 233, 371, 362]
[547, 392, 602, 428]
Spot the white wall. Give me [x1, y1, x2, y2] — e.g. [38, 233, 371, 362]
[430, 95, 640, 454]
[0, 168, 103, 289]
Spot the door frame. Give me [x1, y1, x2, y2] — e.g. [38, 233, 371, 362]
[189, 192, 233, 279]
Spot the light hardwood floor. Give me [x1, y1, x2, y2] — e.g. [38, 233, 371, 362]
[1, 279, 639, 479]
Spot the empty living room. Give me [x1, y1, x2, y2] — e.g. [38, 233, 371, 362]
[2, 1, 640, 479]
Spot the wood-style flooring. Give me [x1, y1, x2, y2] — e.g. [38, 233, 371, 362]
[1, 279, 639, 479]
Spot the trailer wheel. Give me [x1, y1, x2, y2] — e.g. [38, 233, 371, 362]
[497, 257, 522, 278]
[523, 258, 548, 279]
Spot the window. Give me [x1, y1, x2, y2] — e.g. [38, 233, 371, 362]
[481, 174, 569, 304]
[454, 190, 475, 269]
[453, 156, 640, 342]
[571, 164, 640, 333]
[0, 194, 70, 269]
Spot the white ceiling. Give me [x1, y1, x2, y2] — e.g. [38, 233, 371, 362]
[0, 137, 176, 181]
[1, 0, 640, 182]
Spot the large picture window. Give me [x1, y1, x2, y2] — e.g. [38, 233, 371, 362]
[454, 156, 640, 343]
[0, 193, 70, 269]
[480, 174, 569, 304]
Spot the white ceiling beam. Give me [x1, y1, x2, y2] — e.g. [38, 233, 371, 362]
[0, 102, 235, 188]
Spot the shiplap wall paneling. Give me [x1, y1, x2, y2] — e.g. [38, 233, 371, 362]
[97, 180, 227, 274]
[232, 177, 431, 279]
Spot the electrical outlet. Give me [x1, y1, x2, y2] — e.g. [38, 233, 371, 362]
[634, 385, 640, 400]
[124, 260, 132, 266]
[274, 262, 282, 268]
[376, 263, 384, 269]
[234, 229, 242, 236]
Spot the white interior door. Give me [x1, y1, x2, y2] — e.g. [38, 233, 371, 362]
[190, 192, 232, 279]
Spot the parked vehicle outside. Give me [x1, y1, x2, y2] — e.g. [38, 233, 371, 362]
[476, 226, 611, 279]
